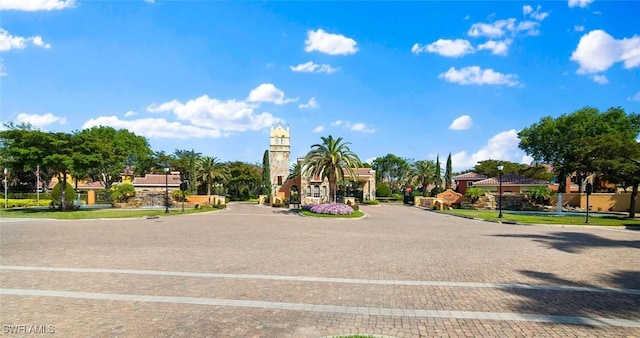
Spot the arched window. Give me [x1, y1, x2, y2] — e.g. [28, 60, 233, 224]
[322, 186, 327, 197]
[314, 186, 320, 198]
[306, 186, 311, 197]
[275, 138, 280, 145]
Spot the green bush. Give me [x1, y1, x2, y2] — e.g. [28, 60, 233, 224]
[464, 187, 485, 203]
[391, 193, 402, 201]
[171, 189, 190, 202]
[111, 183, 136, 202]
[361, 199, 380, 205]
[51, 182, 77, 210]
[527, 186, 554, 205]
[376, 183, 391, 197]
[352, 204, 360, 212]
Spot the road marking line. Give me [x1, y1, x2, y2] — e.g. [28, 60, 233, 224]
[2, 265, 638, 295]
[2, 288, 638, 328]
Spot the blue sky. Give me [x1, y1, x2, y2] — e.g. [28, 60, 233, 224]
[1, 0, 639, 172]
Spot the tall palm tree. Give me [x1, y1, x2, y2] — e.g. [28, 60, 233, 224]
[196, 156, 230, 201]
[303, 135, 362, 203]
[409, 160, 437, 197]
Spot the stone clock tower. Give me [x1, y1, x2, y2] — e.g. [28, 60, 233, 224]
[269, 124, 290, 191]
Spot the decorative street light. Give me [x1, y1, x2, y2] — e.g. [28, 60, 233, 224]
[164, 164, 170, 213]
[3, 167, 7, 209]
[497, 163, 504, 218]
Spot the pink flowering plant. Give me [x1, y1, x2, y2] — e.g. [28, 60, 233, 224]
[302, 203, 354, 215]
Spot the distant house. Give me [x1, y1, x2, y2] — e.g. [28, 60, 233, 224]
[473, 174, 549, 193]
[453, 172, 488, 195]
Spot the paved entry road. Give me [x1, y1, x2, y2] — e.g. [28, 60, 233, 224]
[1, 203, 639, 337]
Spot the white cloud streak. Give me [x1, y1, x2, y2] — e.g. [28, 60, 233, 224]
[449, 115, 473, 130]
[439, 66, 520, 86]
[0, 0, 75, 11]
[312, 126, 324, 133]
[477, 39, 512, 56]
[16, 112, 66, 129]
[299, 97, 319, 109]
[82, 116, 225, 139]
[305, 29, 357, 55]
[247, 83, 297, 104]
[451, 129, 529, 171]
[290, 61, 338, 74]
[412, 39, 474, 57]
[627, 92, 640, 101]
[468, 18, 540, 38]
[523, 5, 549, 21]
[568, 0, 594, 8]
[0, 29, 51, 51]
[591, 74, 608, 84]
[571, 30, 640, 74]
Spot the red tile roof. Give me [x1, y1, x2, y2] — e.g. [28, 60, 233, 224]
[133, 174, 181, 187]
[474, 174, 548, 186]
[453, 172, 488, 180]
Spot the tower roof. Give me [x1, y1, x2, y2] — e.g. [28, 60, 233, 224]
[270, 123, 289, 138]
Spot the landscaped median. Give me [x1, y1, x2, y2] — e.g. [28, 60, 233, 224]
[436, 209, 640, 227]
[298, 203, 365, 218]
[0, 206, 221, 220]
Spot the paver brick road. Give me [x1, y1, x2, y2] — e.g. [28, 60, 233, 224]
[1, 203, 639, 337]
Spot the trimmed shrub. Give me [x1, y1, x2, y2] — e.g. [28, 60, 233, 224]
[50, 182, 77, 210]
[5, 199, 53, 208]
[464, 187, 485, 203]
[171, 189, 190, 202]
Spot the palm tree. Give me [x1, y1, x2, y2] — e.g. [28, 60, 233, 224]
[196, 156, 230, 202]
[288, 162, 301, 179]
[409, 160, 437, 197]
[303, 135, 362, 203]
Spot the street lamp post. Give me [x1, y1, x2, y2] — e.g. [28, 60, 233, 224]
[164, 164, 170, 213]
[497, 163, 504, 218]
[272, 183, 278, 204]
[3, 168, 7, 209]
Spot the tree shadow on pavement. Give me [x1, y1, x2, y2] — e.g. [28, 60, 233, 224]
[492, 232, 640, 253]
[502, 270, 640, 320]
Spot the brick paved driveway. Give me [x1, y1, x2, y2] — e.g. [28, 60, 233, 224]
[1, 203, 639, 337]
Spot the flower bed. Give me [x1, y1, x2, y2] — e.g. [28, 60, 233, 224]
[302, 202, 354, 215]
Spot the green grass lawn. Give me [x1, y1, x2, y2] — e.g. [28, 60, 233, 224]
[0, 207, 219, 220]
[299, 210, 365, 218]
[437, 209, 640, 227]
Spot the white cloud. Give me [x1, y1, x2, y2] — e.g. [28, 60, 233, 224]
[571, 30, 640, 74]
[591, 74, 608, 84]
[146, 95, 278, 132]
[439, 66, 520, 86]
[468, 18, 540, 38]
[523, 5, 549, 21]
[312, 125, 324, 133]
[16, 113, 66, 129]
[349, 122, 375, 133]
[82, 116, 225, 139]
[627, 92, 640, 101]
[330, 120, 343, 126]
[247, 83, 297, 104]
[451, 129, 528, 171]
[412, 39, 475, 58]
[305, 29, 357, 55]
[574, 25, 585, 32]
[0, 0, 75, 11]
[0, 59, 6, 76]
[144, 0, 155, 3]
[449, 115, 473, 130]
[477, 39, 512, 56]
[299, 97, 319, 109]
[31, 36, 51, 48]
[124, 110, 137, 117]
[568, 0, 594, 8]
[0, 29, 51, 51]
[290, 61, 338, 74]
